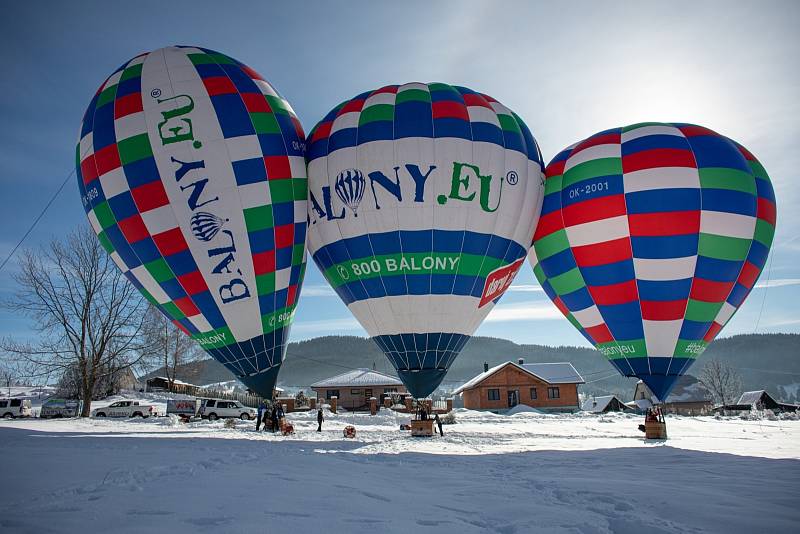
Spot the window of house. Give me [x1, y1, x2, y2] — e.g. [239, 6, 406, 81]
[530, 387, 537, 400]
[383, 388, 397, 394]
[547, 387, 560, 399]
[326, 389, 340, 399]
[350, 389, 362, 395]
[487, 388, 500, 401]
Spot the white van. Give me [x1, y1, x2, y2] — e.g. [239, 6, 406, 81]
[40, 398, 83, 418]
[0, 398, 32, 419]
[199, 398, 257, 421]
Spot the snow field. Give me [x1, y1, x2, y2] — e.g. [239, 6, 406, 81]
[1, 409, 798, 533]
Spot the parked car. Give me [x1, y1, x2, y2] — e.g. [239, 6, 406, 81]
[40, 398, 83, 419]
[199, 398, 257, 420]
[166, 399, 201, 421]
[91, 400, 155, 418]
[0, 398, 32, 419]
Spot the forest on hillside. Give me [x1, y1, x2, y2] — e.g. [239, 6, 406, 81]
[144, 333, 800, 402]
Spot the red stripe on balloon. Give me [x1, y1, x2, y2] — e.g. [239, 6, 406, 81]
[572, 238, 631, 267]
[202, 76, 237, 96]
[640, 299, 687, 321]
[622, 148, 696, 173]
[628, 211, 700, 236]
[253, 250, 276, 275]
[153, 228, 189, 257]
[432, 101, 469, 121]
[117, 214, 149, 244]
[736, 261, 761, 289]
[585, 323, 614, 344]
[533, 211, 564, 241]
[177, 271, 208, 295]
[339, 98, 365, 115]
[553, 296, 570, 317]
[703, 321, 723, 342]
[562, 194, 627, 226]
[572, 132, 620, 155]
[545, 160, 566, 177]
[690, 278, 735, 302]
[589, 280, 638, 306]
[677, 124, 719, 137]
[757, 198, 776, 226]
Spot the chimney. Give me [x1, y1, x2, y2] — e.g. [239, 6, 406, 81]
[483, 362, 489, 373]
[518, 358, 524, 365]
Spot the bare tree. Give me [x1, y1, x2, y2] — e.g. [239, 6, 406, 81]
[0, 359, 19, 397]
[699, 358, 743, 407]
[1, 227, 147, 416]
[141, 306, 200, 391]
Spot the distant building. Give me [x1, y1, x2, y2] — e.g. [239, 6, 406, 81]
[582, 395, 630, 413]
[146, 376, 198, 392]
[310, 369, 407, 411]
[632, 375, 712, 415]
[716, 390, 799, 413]
[453, 360, 584, 413]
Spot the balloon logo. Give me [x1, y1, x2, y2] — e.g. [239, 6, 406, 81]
[190, 212, 228, 242]
[334, 169, 366, 216]
[75, 46, 308, 397]
[531, 123, 776, 401]
[306, 83, 545, 397]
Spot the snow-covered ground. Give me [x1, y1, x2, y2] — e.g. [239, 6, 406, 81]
[1, 409, 798, 533]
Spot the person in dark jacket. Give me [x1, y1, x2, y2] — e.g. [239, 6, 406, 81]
[434, 413, 443, 436]
[317, 408, 324, 432]
[270, 405, 278, 432]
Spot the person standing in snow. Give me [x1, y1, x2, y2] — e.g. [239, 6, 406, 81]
[270, 404, 278, 432]
[317, 408, 324, 432]
[256, 401, 265, 431]
[434, 413, 443, 436]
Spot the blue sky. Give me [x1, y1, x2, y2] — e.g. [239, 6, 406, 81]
[0, 1, 798, 347]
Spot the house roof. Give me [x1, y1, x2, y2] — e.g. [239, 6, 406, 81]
[453, 361, 584, 395]
[581, 395, 626, 413]
[310, 368, 403, 388]
[737, 390, 771, 405]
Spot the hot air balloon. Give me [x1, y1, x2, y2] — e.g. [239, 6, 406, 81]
[306, 83, 545, 398]
[76, 46, 308, 398]
[531, 123, 776, 402]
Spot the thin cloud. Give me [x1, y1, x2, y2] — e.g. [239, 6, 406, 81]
[485, 301, 563, 322]
[300, 284, 338, 297]
[759, 317, 800, 328]
[754, 278, 800, 289]
[505, 284, 544, 293]
[291, 317, 364, 334]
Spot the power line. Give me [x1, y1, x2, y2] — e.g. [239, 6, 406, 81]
[0, 168, 75, 272]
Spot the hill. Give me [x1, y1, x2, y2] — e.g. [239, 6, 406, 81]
[142, 333, 800, 402]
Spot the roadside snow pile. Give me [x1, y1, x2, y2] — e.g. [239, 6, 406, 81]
[506, 404, 543, 415]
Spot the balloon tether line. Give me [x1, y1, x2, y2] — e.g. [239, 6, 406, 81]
[0, 168, 75, 273]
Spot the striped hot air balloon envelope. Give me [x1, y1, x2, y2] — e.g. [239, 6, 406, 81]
[76, 46, 308, 397]
[306, 83, 545, 398]
[530, 123, 776, 401]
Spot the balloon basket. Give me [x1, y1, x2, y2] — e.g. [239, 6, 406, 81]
[411, 419, 434, 437]
[280, 418, 294, 436]
[639, 407, 667, 440]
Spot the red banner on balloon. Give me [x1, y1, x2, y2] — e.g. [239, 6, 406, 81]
[479, 258, 525, 308]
